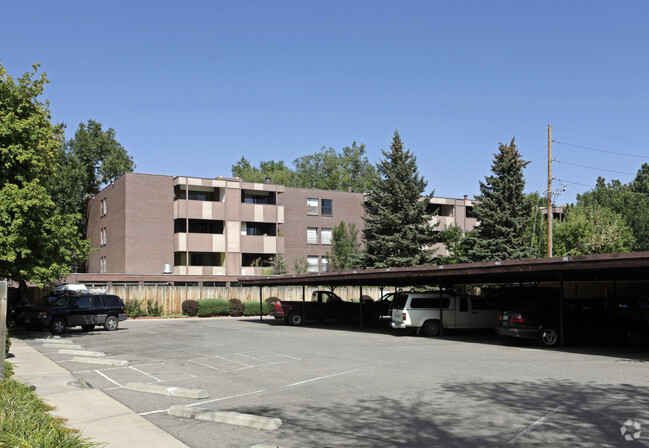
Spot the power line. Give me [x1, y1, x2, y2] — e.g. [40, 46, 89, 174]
[553, 140, 649, 159]
[554, 178, 595, 188]
[552, 126, 649, 144]
[554, 160, 634, 176]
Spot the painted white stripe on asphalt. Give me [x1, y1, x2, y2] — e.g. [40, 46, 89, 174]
[95, 370, 123, 388]
[129, 365, 161, 382]
[507, 405, 566, 445]
[286, 370, 360, 387]
[138, 390, 266, 416]
[187, 359, 227, 372]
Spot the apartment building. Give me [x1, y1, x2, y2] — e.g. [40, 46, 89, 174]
[86, 172, 478, 279]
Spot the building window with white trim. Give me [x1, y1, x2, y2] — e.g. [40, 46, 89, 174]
[100, 198, 107, 217]
[307, 227, 318, 244]
[321, 256, 329, 272]
[321, 228, 332, 245]
[307, 256, 319, 272]
[307, 198, 318, 215]
[100, 228, 107, 246]
[100, 256, 107, 273]
[321, 199, 333, 216]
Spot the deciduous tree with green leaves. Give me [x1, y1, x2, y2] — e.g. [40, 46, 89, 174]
[467, 138, 533, 262]
[0, 63, 90, 293]
[361, 131, 437, 268]
[327, 222, 361, 271]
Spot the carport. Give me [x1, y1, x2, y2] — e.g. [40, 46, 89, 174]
[239, 252, 649, 346]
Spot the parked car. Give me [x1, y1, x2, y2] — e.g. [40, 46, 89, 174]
[391, 292, 498, 336]
[495, 297, 649, 347]
[21, 294, 128, 334]
[274, 290, 365, 326]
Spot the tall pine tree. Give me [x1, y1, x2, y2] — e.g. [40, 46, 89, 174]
[361, 131, 437, 268]
[467, 138, 533, 262]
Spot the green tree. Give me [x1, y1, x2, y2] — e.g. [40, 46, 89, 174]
[466, 139, 533, 262]
[0, 63, 91, 292]
[436, 224, 473, 264]
[231, 158, 295, 186]
[262, 255, 287, 275]
[578, 176, 649, 252]
[293, 142, 378, 192]
[52, 119, 134, 237]
[552, 203, 634, 256]
[293, 257, 310, 275]
[361, 131, 437, 268]
[328, 222, 361, 271]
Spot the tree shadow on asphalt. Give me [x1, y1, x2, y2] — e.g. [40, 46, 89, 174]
[223, 380, 649, 447]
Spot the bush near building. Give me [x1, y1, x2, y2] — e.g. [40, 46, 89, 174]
[243, 301, 270, 316]
[228, 298, 244, 317]
[181, 299, 199, 316]
[197, 298, 230, 317]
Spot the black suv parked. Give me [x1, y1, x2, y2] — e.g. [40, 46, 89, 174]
[21, 294, 128, 334]
[495, 297, 649, 347]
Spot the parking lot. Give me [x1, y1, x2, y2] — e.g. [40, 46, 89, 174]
[17, 317, 649, 447]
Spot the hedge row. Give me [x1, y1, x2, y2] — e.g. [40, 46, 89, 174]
[181, 298, 273, 317]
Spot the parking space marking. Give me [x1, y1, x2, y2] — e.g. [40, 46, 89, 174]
[286, 370, 360, 387]
[187, 359, 228, 372]
[507, 405, 566, 445]
[95, 370, 124, 388]
[138, 389, 267, 416]
[129, 366, 162, 382]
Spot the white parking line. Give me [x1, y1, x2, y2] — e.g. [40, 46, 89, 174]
[507, 405, 566, 445]
[286, 370, 360, 387]
[129, 365, 162, 382]
[187, 359, 227, 372]
[138, 390, 266, 416]
[95, 370, 123, 388]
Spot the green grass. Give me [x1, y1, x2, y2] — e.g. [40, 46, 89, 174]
[0, 362, 98, 448]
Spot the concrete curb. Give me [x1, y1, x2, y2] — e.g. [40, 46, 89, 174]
[125, 382, 209, 399]
[70, 356, 129, 366]
[168, 405, 282, 430]
[59, 349, 106, 357]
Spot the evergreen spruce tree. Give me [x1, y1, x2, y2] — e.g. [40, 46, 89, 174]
[467, 138, 533, 262]
[361, 131, 437, 268]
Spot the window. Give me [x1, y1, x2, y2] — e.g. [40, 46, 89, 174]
[100, 228, 107, 246]
[307, 198, 318, 215]
[321, 199, 333, 216]
[100, 198, 107, 217]
[100, 256, 107, 273]
[307, 256, 319, 272]
[321, 228, 332, 245]
[321, 256, 329, 272]
[174, 252, 223, 267]
[174, 219, 224, 234]
[242, 190, 276, 204]
[307, 227, 319, 244]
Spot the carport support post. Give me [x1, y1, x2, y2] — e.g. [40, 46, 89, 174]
[438, 280, 444, 338]
[559, 272, 564, 348]
[359, 285, 363, 329]
[259, 286, 263, 322]
[302, 285, 306, 325]
[1, 281, 7, 379]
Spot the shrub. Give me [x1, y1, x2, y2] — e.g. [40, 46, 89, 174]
[5, 329, 10, 356]
[146, 299, 163, 317]
[181, 299, 199, 316]
[244, 301, 270, 316]
[198, 298, 230, 317]
[124, 299, 145, 318]
[265, 296, 278, 312]
[228, 298, 244, 317]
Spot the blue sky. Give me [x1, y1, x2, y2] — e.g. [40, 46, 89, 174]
[3, 0, 649, 204]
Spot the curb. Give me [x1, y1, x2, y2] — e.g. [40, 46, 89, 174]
[59, 349, 106, 357]
[70, 356, 129, 366]
[168, 405, 282, 430]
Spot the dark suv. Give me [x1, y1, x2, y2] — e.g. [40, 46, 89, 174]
[22, 294, 128, 334]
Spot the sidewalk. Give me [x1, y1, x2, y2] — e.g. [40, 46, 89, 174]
[9, 337, 190, 448]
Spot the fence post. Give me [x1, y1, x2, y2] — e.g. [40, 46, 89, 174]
[1, 281, 7, 380]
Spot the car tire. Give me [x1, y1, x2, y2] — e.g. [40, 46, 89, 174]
[104, 316, 119, 331]
[288, 311, 303, 326]
[422, 319, 440, 337]
[81, 324, 95, 331]
[537, 327, 559, 347]
[50, 318, 66, 335]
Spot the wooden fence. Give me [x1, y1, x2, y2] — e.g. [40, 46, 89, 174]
[107, 285, 387, 314]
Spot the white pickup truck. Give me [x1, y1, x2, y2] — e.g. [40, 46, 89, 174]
[391, 292, 498, 336]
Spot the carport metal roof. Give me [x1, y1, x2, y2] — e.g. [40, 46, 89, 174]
[238, 252, 649, 287]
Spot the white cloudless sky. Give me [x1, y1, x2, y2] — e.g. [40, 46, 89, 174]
[3, 0, 649, 204]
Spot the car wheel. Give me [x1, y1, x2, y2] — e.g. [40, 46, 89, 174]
[422, 320, 440, 337]
[537, 327, 559, 347]
[81, 324, 95, 331]
[288, 311, 303, 326]
[50, 318, 66, 335]
[104, 316, 119, 331]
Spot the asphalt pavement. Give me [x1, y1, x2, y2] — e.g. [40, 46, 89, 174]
[9, 336, 191, 448]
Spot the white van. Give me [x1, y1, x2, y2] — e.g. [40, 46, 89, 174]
[391, 292, 498, 336]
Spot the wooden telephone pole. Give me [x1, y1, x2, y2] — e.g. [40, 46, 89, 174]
[547, 124, 552, 258]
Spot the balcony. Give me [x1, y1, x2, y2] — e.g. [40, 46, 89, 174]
[174, 233, 226, 252]
[174, 200, 226, 220]
[240, 235, 284, 254]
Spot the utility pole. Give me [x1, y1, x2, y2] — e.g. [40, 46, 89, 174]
[547, 124, 552, 258]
